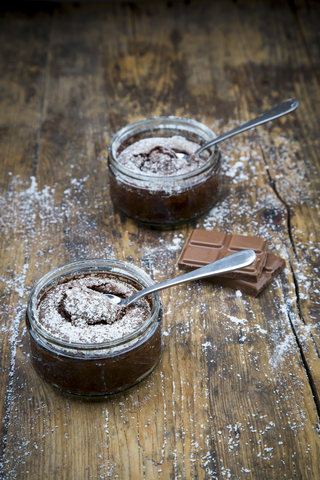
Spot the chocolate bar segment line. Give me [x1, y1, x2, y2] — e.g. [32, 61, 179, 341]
[178, 230, 268, 282]
[207, 253, 286, 297]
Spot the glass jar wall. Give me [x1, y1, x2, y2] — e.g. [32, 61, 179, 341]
[26, 259, 163, 396]
[108, 117, 221, 226]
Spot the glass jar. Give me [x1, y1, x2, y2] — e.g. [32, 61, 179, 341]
[26, 259, 163, 396]
[108, 116, 221, 227]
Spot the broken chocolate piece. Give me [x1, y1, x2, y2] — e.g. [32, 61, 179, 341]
[178, 230, 268, 281]
[207, 253, 286, 296]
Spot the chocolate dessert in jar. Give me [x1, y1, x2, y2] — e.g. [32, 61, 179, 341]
[26, 259, 162, 396]
[108, 117, 221, 226]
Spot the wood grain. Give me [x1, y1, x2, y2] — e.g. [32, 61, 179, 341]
[0, 1, 320, 479]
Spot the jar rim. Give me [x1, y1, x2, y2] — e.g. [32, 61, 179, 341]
[26, 259, 161, 351]
[108, 116, 221, 181]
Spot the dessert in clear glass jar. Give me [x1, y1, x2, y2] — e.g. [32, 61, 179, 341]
[26, 259, 162, 396]
[108, 117, 221, 226]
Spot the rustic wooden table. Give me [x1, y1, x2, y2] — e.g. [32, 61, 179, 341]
[1, 1, 320, 478]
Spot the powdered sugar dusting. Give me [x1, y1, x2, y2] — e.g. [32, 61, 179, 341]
[64, 286, 124, 326]
[36, 274, 150, 343]
[117, 135, 203, 175]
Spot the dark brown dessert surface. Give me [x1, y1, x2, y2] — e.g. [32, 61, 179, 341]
[36, 273, 151, 344]
[109, 138, 221, 226]
[178, 230, 268, 281]
[117, 136, 205, 176]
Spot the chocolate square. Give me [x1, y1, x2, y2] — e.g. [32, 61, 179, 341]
[178, 230, 268, 282]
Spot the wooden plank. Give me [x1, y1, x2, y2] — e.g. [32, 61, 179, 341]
[0, 7, 51, 463]
[227, 0, 320, 401]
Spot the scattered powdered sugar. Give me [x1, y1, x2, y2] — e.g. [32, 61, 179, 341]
[269, 333, 296, 371]
[255, 324, 267, 335]
[224, 160, 249, 183]
[166, 235, 184, 252]
[0, 175, 62, 237]
[216, 311, 248, 326]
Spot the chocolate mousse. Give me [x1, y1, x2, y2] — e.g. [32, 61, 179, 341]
[27, 269, 162, 396]
[117, 136, 206, 175]
[109, 132, 221, 226]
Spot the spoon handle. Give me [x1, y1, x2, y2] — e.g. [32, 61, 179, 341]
[196, 98, 299, 156]
[125, 249, 256, 306]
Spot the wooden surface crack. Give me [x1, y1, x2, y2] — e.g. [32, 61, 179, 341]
[287, 310, 320, 415]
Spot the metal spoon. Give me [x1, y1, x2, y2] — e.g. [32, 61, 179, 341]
[176, 98, 299, 160]
[105, 249, 256, 307]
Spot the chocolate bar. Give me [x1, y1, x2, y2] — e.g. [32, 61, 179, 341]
[178, 230, 268, 281]
[206, 253, 286, 296]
